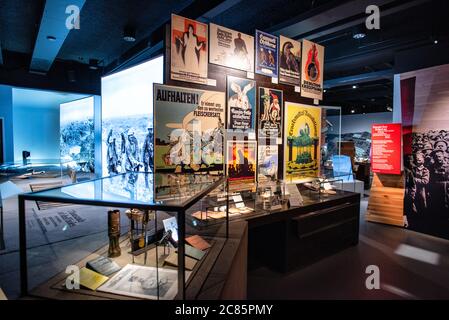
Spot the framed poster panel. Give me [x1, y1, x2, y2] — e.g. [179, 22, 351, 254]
[154, 84, 225, 174]
[171, 14, 208, 85]
[209, 23, 254, 72]
[255, 30, 279, 78]
[226, 140, 257, 186]
[279, 35, 301, 86]
[0, 118, 3, 164]
[227, 76, 256, 132]
[284, 102, 321, 181]
[258, 87, 283, 140]
[258, 144, 278, 182]
[300, 39, 324, 100]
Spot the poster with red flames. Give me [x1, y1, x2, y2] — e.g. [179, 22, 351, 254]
[300, 39, 324, 100]
[171, 14, 208, 85]
[226, 140, 257, 188]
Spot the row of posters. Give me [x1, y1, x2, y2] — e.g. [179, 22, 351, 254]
[170, 14, 325, 100]
[153, 82, 321, 184]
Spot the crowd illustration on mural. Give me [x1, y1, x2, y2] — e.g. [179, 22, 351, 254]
[404, 129, 449, 238]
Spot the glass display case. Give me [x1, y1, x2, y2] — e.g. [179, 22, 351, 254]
[320, 106, 342, 175]
[0, 159, 93, 184]
[17, 172, 228, 300]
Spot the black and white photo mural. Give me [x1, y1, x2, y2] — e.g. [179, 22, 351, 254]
[101, 56, 164, 176]
[60, 96, 95, 172]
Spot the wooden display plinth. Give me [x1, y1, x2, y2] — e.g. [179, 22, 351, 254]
[366, 173, 404, 226]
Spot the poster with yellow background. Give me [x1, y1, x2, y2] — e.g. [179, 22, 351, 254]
[284, 102, 321, 181]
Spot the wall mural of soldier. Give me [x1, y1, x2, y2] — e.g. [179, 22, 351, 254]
[404, 130, 449, 240]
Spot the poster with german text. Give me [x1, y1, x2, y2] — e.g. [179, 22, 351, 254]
[227, 140, 257, 187]
[171, 14, 208, 85]
[284, 102, 321, 181]
[209, 23, 254, 72]
[279, 35, 301, 86]
[258, 144, 278, 182]
[154, 84, 225, 174]
[227, 76, 256, 132]
[258, 87, 283, 139]
[300, 39, 324, 100]
[255, 30, 278, 77]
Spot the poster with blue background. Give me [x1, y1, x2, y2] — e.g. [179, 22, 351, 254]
[255, 30, 279, 77]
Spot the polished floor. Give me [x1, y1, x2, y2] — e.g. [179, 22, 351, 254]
[248, 199, 449, 299]
[1, 183, 449, 300]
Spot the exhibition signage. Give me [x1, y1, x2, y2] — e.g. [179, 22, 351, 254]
[371, 123, 402, 175]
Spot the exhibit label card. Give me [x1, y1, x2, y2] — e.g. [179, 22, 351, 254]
[300, 39, 324, 100]
[255, 30, 279, 77]
[171, 14, 208, 85]
[371, 123, 402, 175]
[209, 23, 254, 72]
[227, 76, 256, 132]
[279, 35, 301, 86]
[258, 87, 283, 139]
[284, 103, 321, 182]
[258, 144, 278, 182]
[154, 84, 225, 174]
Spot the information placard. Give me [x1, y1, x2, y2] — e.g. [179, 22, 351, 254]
[371, 123, 402, 175]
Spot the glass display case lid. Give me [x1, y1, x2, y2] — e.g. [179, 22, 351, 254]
[20, 172, 225, 210]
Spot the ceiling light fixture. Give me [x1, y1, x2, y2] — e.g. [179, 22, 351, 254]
[351, 109, 355, 114]
[46, 35, 57, 41]
[123, 26, 136, 42]
[434, 39, 439, 44]
[352, 85, 357, 89]
[89, 59, 99, 70]
[353, 32, 366, 40]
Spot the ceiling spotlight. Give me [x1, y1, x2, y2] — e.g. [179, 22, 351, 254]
[323, 89, 327, 93]
[434, 39, 439, 44]
[353, 32, 366, 40]
[351, 109, 355, 114]
[123, 26, 136, 42]
[352, 85, 357, 89]
[387, 106, 393, 112]
[46, 35, 57, 41]
[89, 59, 99, 70]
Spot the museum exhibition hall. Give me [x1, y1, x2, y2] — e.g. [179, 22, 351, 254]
[0, 0, 449, 302]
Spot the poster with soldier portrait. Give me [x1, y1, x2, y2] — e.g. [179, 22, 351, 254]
[209, 23, 254, 72]
[279, 35, 301, 86]
[154, 84, 225, 174]
[171, 14, 208, 85]
[258, 87, 283, 139]
[255, 30, 278, 78]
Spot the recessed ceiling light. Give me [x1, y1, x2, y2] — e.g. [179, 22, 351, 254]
[352, 85, 357, 89]
[123, 26, 136, 42]
[323, 89, 327, 93]
[434, 40, 439, 44]
[353, 33, 366, 40]
[351, 109, 355, 114]
[46, 35, 57, 41]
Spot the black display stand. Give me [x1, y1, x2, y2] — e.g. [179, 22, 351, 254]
[247, 190, 360, 272]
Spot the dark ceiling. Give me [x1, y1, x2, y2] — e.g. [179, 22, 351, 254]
[0, 0, 448, 114]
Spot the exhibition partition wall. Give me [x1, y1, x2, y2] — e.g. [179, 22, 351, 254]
[164, 15, 328, 185]
[101, 56, 164, 176]
[368, 63, 449, 240]
[400, 64, 449, 240]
